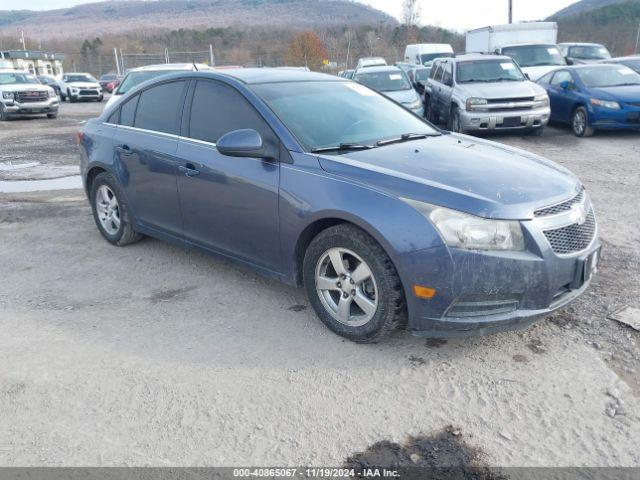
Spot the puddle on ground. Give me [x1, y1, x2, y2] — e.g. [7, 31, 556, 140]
[345, 427, 505, 479]
[0, 175, 82, 193]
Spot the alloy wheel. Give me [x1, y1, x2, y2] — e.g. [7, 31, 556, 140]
[573, 109, 586, 136]
[95, 185, 121, 235]
[315, 247, 378, 327]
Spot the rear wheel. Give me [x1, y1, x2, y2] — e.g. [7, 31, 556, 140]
[90, 172, 142, 246]
[303, 224, 406, 343]
[572, 106, 594, 137]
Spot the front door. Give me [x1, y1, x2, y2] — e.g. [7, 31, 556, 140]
[175, 80, 281, 271]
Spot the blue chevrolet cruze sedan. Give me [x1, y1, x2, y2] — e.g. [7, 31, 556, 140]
[537, 63, 640, 136]
[78, 69, 600, 343]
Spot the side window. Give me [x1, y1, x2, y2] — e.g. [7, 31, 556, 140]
[134, 81, 186, 134]
[550, 70, 572, 86]
[434, 63, 445, 83]
[120, 94, 139, 127]
[188, 80, 273, 144]
[442, 62, 453, 86]
[429, 61, 439, 79]
[107, 109, 119, 124]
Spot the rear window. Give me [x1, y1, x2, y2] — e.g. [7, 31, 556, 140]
[134, 81, 186, 134]
[354, 70, 411, 92]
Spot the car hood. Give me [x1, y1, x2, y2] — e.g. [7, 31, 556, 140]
[521, 65, 563, 81]
[590, 85, 640, 103]
[1, 84, 50, 92]
[68, 82, 100, 88]
[457, 81, 545, 99]
[384, 89, 419, 104]
[317, 133, 580, 220]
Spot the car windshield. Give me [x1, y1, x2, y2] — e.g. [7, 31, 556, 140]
[353, 70, 412, 92]
[501, 45, 566, 67]
[100, 74, 117, 81]
[116, 70, 182, 94]
[569, 45, 611, 60]
[0, 72, 39, 85]
[576, 66, 640, 87]
[252, 81, 438, 151]
[619, 59, 640, 73]
[456, 60, 525, 83]
[420, 52, 454, 65]
[66, 74, 96, 82]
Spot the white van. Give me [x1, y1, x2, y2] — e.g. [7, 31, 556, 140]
[404, 44, 454, 67]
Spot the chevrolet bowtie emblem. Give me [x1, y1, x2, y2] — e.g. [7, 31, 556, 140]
[570, 203, 587, 225]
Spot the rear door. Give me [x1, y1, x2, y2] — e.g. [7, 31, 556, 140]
[111, 80, 187, 238]
[175, 79, 281, 271]
[427, 61, 444, 115]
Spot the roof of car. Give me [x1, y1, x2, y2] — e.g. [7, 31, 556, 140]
[606, 56, 640, 61]
[203, 67, 341, 84]
[559, 42, 604, 47]
[353, 65, 402, 75]
[126, 63, 211, 73]
[450, 53, 512, 62]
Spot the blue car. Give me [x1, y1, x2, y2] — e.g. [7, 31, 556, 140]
[537, 64, 640, 136]
[78, 69, 600, 343]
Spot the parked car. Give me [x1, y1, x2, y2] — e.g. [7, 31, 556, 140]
[466, 22, 566, 80]
[424, 54, 550, 134]
[105, 63, 211, 110]
[601, 56, 640, 74]
[353, 65, 423, 116]
[337, 69, 355, 79]
[37, 75, 61, 97]
[356, 57, 387, 69]
[559, 43, 612, 64]
[537, 64, 640, 137]
[404, 44, 454, 68]
[79, 69, 599, 342]
[58, 73, 103, 102]
[0, 69, 59, 120]
[99, 73, 121, 92]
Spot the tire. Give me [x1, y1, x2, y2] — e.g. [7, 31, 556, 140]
[0, 104, 9, 121]
[97, 96, 104, 102]
[68, 91, 77, 103]
[47, 113, 58, 119]
[90, 172, 142, 246]
[424, 95, 437, 123]
[303, 224, 406, 343]
[572, 106, 594, 137]
[448, 105, 463, 133]
[527, 127, 544, 136]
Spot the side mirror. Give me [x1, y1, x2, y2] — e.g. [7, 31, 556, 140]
[559, 80, 571, 90]
[217, 129, 274, 160]
[565, 57, 574, 65]
[524, 73, 531, 80]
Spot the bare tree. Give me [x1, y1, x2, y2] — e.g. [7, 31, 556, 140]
[402, 0, 421, 27]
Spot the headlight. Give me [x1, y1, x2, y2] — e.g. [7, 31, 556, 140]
[534, 93, 549, 107]
[401, 198, 525, 251]
[71, 88, 79, 93]
[590, 98, 620, 110]
[2, 91, 14, 100]
[466, 97, 488, 111]
[48, 89, 56, 98]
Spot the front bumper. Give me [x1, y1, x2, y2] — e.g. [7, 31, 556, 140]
[3, 99, 59, 115]
[589, 104, 640, 130]
[460, 106, 550, 131]
[395, 214, 600, 338]
[69, 89, 102, 100]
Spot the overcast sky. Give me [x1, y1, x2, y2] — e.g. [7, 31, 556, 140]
[1, 0, 578, 31]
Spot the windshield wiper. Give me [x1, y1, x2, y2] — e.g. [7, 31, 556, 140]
[310, 143, 375, 153]
[376, 133, 435, 147]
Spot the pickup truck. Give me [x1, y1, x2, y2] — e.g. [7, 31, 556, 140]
[0, 69, 59, 120]
[58, 73, 103, 102]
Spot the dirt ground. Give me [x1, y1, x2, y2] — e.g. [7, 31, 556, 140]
[0, 99, 639, 468]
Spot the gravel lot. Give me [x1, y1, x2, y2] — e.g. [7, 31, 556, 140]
[0, 99, 639, 468]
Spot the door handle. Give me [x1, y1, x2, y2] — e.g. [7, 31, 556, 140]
[179, 163, 200, 177]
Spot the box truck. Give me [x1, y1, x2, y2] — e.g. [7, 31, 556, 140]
[465, 22, 566, 80]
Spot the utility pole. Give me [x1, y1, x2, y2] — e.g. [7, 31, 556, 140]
[19, 30, 26, 50]
[508, 0, 513, 24]
[209, 44, 215, 66]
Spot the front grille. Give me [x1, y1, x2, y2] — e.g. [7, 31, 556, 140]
[16, 91, 48, 103]
[487, 97, 534, 104]
[534, 189, 585, 217]
[79, 89, 99, 95]
[543, 209, 596, 255]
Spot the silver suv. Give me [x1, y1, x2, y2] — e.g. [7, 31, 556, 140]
[424, 54, 550, 134]
[0, 69, 59, 120]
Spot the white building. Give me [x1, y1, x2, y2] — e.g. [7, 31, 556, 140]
[0, 50, 65, 77]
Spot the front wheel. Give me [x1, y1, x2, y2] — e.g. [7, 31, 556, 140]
[572, 106, 594, 137]
[47, 113, 58, 119]
[303, 224, 406, 343]
[448, 106, 463, 133]
[0, 104, 9, 121]
[90, 172, 142, 246]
